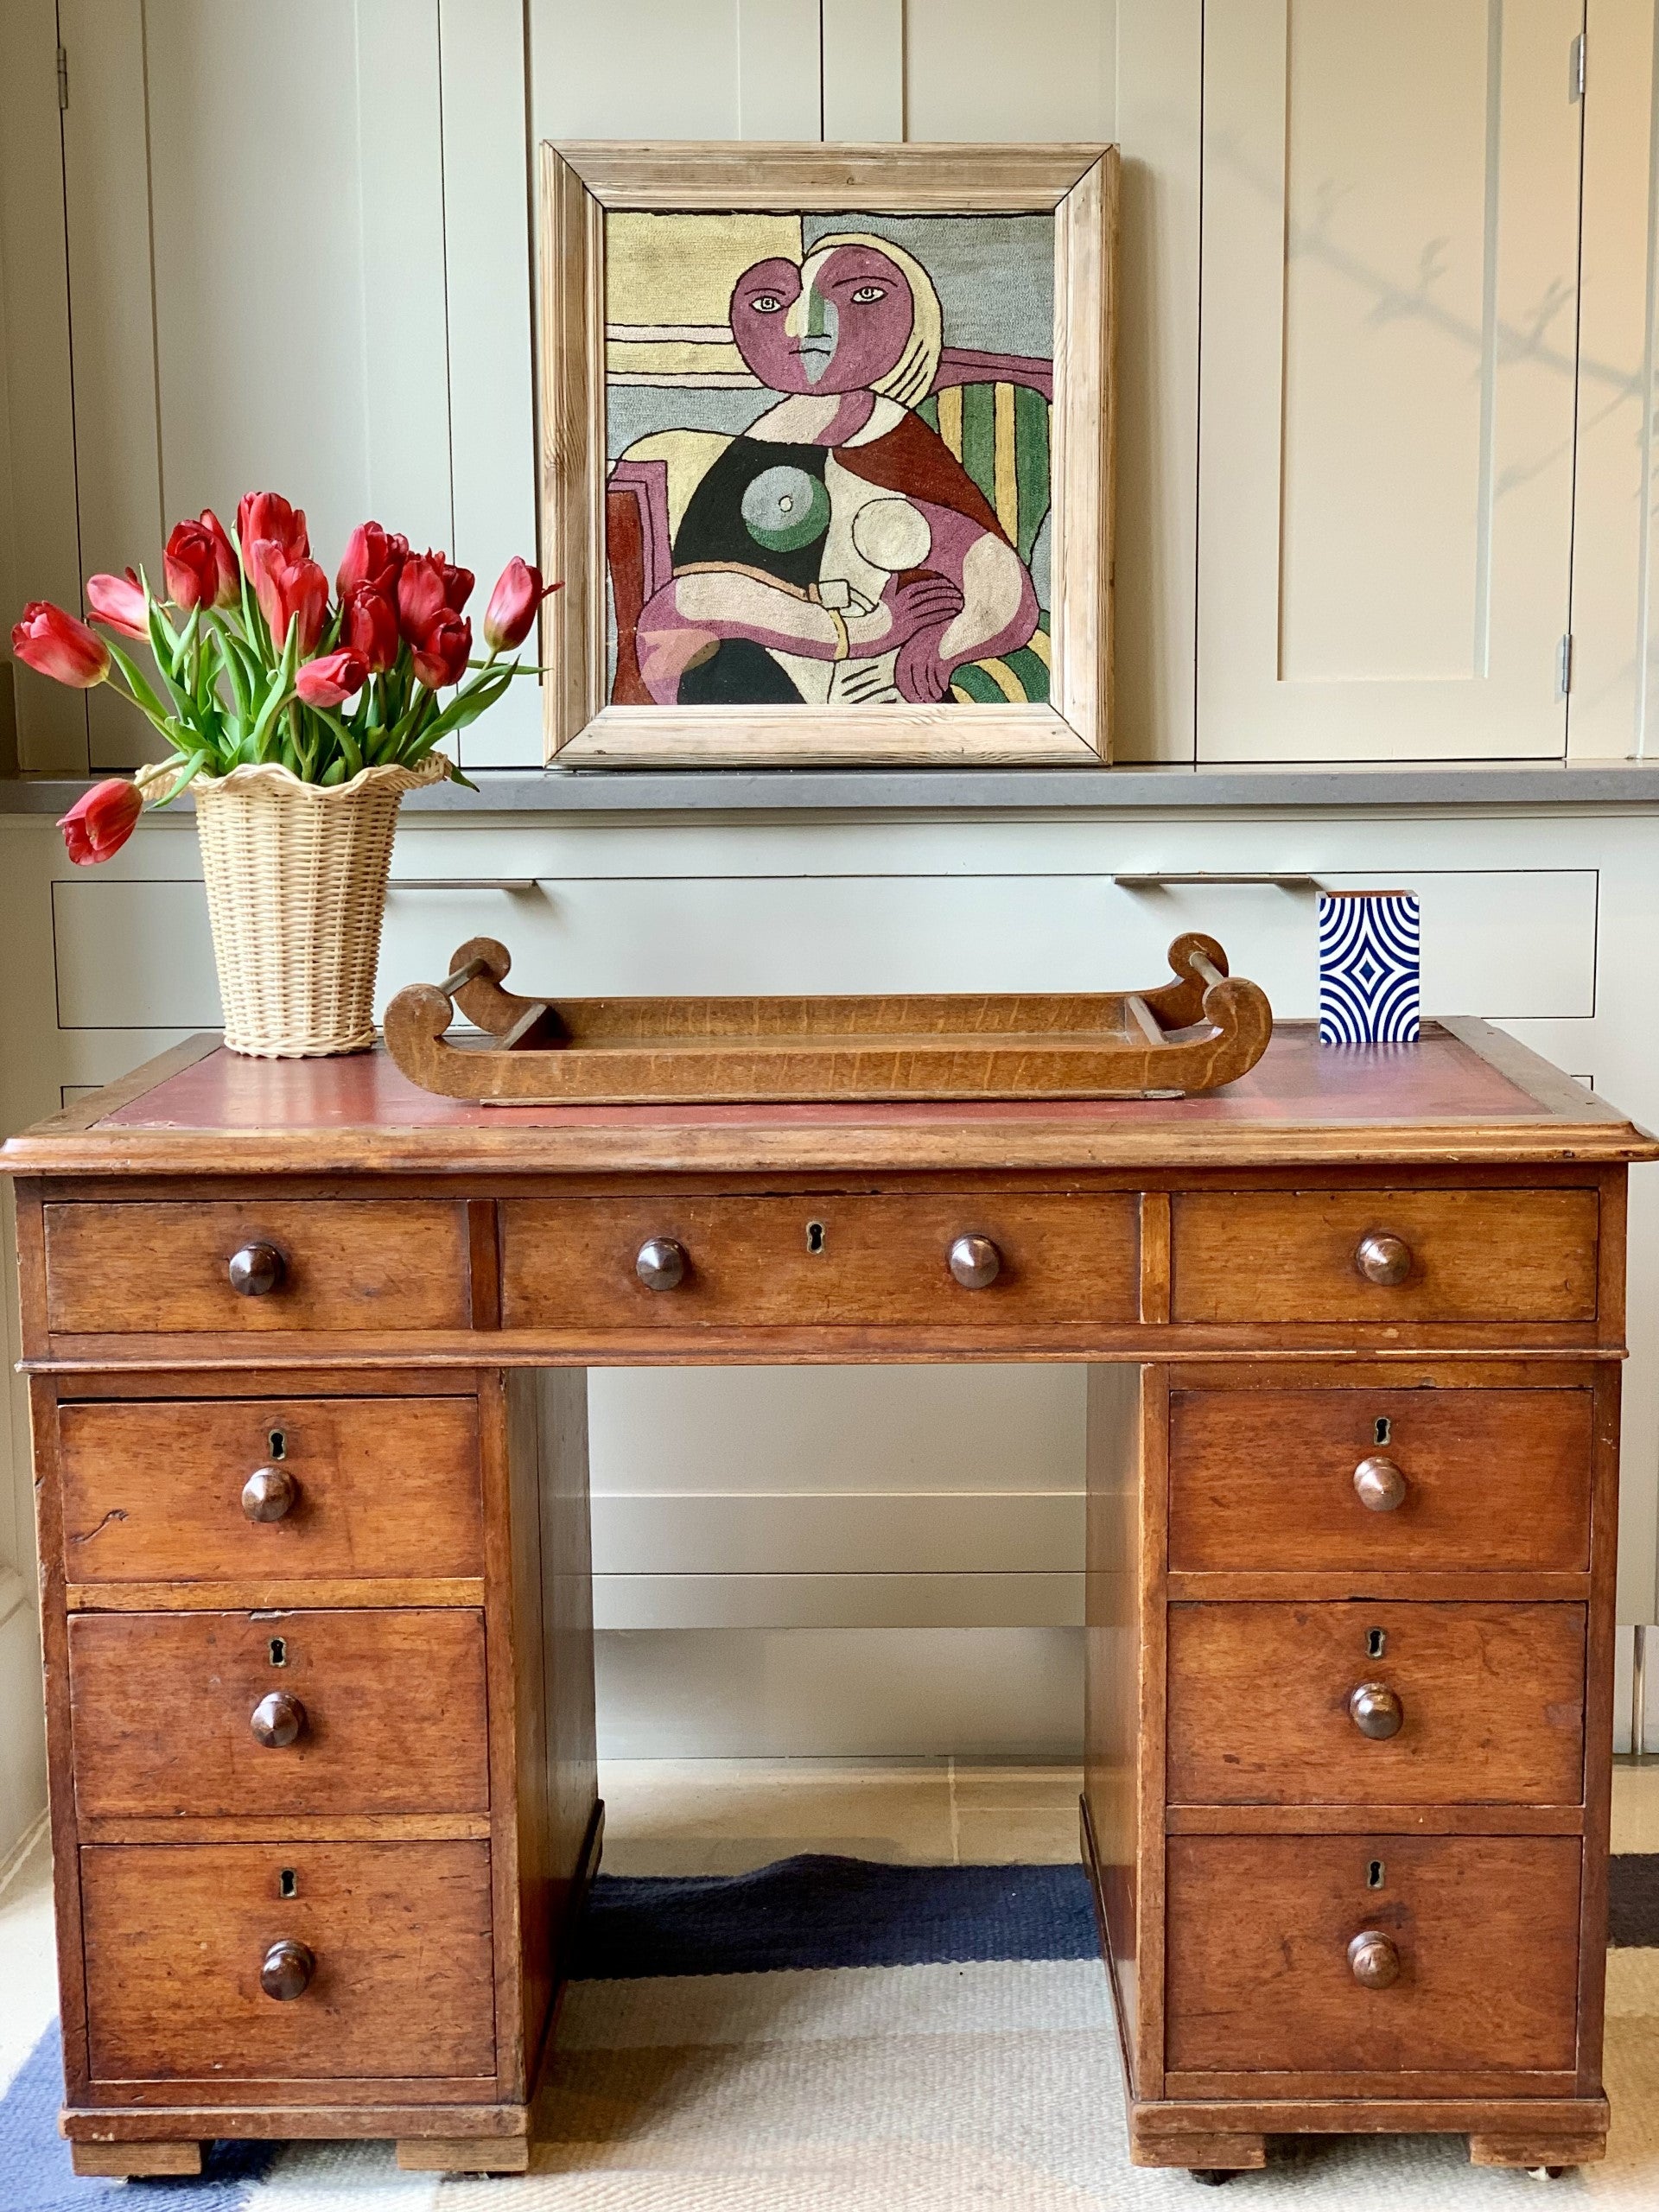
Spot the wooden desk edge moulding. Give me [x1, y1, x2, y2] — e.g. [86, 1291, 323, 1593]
[3, 1018, 1655, 2183]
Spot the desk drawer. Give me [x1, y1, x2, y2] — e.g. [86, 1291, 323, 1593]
[68, 1610, 489, 1819]
[1169, 1189, 1599, 1325]
[58, 1396, 484, 1586]
[1165, 1834, 1580, 2077]
[81, 1839, 494, 2083]
[1166, 1601, 1585, 1807]
[1167, 1385, 1592, 1572]
[42, 1201, 472, 1334]
[499, 1192, 1140, 1330]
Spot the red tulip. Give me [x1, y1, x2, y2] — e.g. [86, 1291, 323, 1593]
[344, 583, 399, 673]
[198, 509, 240, 607]
[57, 777, 143, 865]
[483, 558, 560, 652]
[235, 491, 308, 569]
[163, 519, 230, 613]
[12, 601, 111, 687]
[295, 648, 369, 709]
[397, 554, 445, 640]
[397, 550, 473, 640]
[410, 612, 471, 690]
[85, 569, 149, 639]
[249, 543, 328, 655]
[336, 521, 408, 601]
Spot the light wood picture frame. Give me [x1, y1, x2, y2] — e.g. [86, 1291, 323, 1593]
[537, 142, 1118, 767]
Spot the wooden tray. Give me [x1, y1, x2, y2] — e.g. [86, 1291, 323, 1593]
[382, 933, 1272, 1106]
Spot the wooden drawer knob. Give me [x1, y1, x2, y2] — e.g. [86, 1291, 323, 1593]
[1347, 1929, 1400, 1989]
[228, 1243, 286, 1297]
[1353, 1456, 1408, 1512]
[259, 1938, 315, 2000]
[241, 1466, 298, 1522]
[635, 1236, 686, 1291]
[1353, 1231, 1412, 1287]
[250, 1691, 306, 1749]
[948, 1235, 1001, 1289]
[1348, 1681, 1404, 1739]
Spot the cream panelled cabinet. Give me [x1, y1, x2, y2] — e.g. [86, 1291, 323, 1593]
[1197, 0, 1586, 762]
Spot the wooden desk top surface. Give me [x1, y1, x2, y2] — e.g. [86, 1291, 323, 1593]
[7, 1019, 1655, 1178]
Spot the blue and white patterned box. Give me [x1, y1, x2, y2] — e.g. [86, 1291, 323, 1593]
[1319, 890, 1421, 1044]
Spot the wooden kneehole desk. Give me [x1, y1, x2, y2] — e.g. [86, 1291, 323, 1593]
[4, 1018, 1651, 2183]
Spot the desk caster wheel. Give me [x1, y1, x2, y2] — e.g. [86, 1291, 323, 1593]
[1190, 2173, 1234, 2188]
[1529, 2170, 1568, 2183]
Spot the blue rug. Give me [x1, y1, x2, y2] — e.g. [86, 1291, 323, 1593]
[569, 1853, 1099, 1977]
[1611, 1853, 1659, 1946]
[0, 2026, 274, 2208]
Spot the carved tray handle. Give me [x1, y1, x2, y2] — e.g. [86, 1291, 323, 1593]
[1140, 932, 1273, 1064]
[384, 938, 563, 1098]
[444, 938, 536, 1036]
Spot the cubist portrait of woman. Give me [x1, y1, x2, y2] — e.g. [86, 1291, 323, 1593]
[605, 212, 1055, 712]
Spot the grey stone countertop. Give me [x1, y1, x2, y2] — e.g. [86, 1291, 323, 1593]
[8, 758, 1659, 814]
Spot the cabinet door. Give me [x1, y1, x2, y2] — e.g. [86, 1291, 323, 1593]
[56, 0, 540, 770]
[1197, 0, 1584, 761]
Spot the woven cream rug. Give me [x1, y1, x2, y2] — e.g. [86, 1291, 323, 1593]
[5, 1859, 1658, 2209]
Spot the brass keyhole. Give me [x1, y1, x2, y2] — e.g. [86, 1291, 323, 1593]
[805, 1220, 826, 1255]
[1367, 1627, 1387, 1660]
[1367, 1859, 1385, 1890]
[1373, 1417, 1391, 1447]
[279, 1868, 298, 1899]
[268, 1428, 287, 1460]
[269, 1637, 287, 1668]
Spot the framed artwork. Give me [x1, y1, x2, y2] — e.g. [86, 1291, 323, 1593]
[537, 143, 1118, 766]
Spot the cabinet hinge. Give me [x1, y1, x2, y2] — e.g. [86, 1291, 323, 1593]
[55, 44, 67, 111]
[1570, 30, 1586, 101]
[1558, 632, 1574, 697]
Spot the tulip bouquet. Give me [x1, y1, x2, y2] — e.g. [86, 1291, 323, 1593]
[11, 492, 557, 865]
[12, 492, 561, 1056]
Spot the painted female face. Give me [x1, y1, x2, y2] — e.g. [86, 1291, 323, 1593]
[729, 243, 916, 396]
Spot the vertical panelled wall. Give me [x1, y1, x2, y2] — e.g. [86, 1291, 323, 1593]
[1186, 0, 1659, 766]
[13, 2, 1659, 763]
[1199, 0, 1583, 760]
[0, 0, 84, 771]
[1575, 0, 1659, 756]
[0, 0, 543, 772]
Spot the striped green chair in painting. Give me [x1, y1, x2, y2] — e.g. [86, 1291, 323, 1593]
[916, 347, 1052, 704]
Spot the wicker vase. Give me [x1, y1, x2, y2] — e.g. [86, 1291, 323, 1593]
[193, 756, 451, 1058]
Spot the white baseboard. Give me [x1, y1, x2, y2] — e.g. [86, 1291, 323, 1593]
[0, 1809, 48, 1900]
[0, 1594, 46, 1869]
[595, 1626, 1084, 1758]
[1616, 1624, 1659, 1754]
